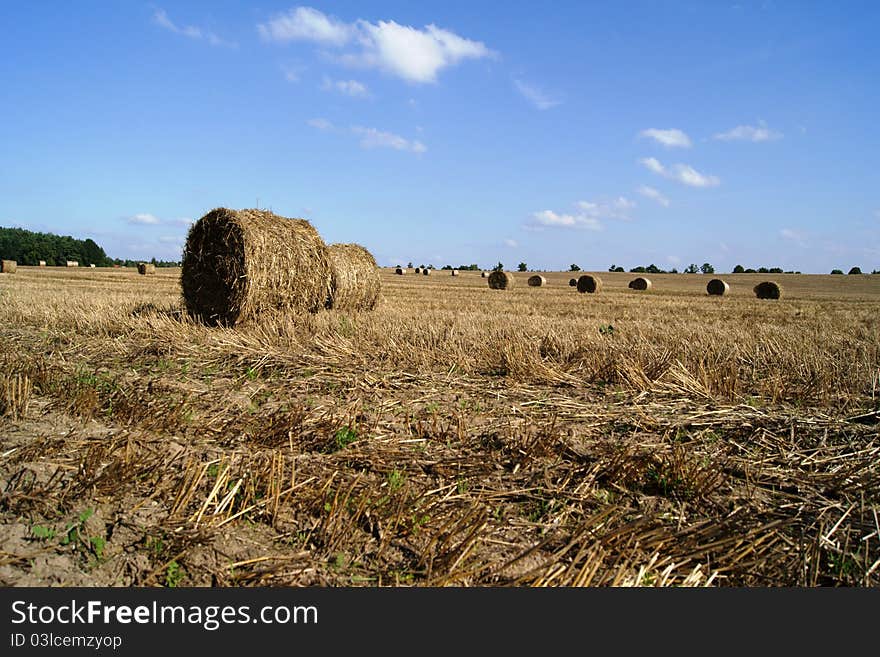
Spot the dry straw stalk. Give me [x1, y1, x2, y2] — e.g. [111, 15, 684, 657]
[327, 243, 381, 312]
[181, 207, 333, 326]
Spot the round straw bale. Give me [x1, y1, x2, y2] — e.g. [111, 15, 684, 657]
[181, 207, 332, 326]
[753, 280, 782, 299]
[706, 278, 729, 296]
[414, 267, 421, 274]
[451, 269, 458, 276]
[576, 274, 602, 294]
[527, 274, 547, 287]
[1, 260, 16, 274]
[137, 263, 156, 275]
[395, 266, 405, 275]
[568, 278, 577, 287]
[39, 260, 46, 266]
[628, 277, 652, 291]
[488, 271, 515, 290]
[326, 243, 381, 311]
[481, 271, 487, 278]
[422, 268, 431, 276]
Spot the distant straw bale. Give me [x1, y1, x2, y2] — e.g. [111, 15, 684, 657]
[481, 271, 487, 278]
[754, 281, 782, 299]
[1, 260, 16, 274]
[569, 278, 577, 287]
[66, 260, 78, 267]
[422, 268, 431, 276]
[488, 271, 515, 290]
[706, 279, 730, 296]
[38, 260, 46, 267]
[451, 270, 458, 276]
[576, 274, 602, 294]
[628, 277, 652, 291]
[180, 207, 332, 326]
[395, 267, 406, 275]
[414, 267, 422, 274]
[137, 263, 156, 275]
[326, 243, 381, 311]
[527, 275, 547, 287]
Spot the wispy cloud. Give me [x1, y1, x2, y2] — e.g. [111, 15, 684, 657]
[639, 157, 720, 188]
[780, 228, 807, 247]
[637, 185, 670, 207]
[281, 63, 305, 82]
[713, 120, 782, 142]
[307, 117, 334, 131]
[152, 9, 236, 47]
[321, 76, 369, 97]
[351, 126, 426, 153]
[503, 238, 518, 248]
[126, 213, 161, 225]
[639, 128, 692, 148]
[513, 79, 561, 110]
[527, 195, 635, 231]
[258, 6, 494, 83]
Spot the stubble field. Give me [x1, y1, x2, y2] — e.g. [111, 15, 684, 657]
[1, 266, 878, 586]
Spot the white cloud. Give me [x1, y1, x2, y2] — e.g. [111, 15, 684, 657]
[639, 157, 720, 188]
[529, 209, 601, 231]
[258, 7, 493, 84]
[713, 120, 782, 142]
[171, 218, 194, 227]
[637, 185, 670, 207]
[158, 236, 183, 244]
[577, 197, 635, 221]
[639, 128, 692, 148]
[127, 213, 161, 225]
[307, 117, 334, 130]
[780, 228, 807, 247]
[503, 238, 518, 248]
[513, 79, 561, 110]
[257, 6, 353, 45]
[351, 126, 426, 153]
[321, 76, 369, 97]
[152, 9, 235, 47]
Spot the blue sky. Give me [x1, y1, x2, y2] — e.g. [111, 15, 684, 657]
[1, 1, 878, 272]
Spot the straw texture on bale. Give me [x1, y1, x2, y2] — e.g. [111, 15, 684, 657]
[395, 267, 405, 275]
[1, 260, 16, 274]
[422, 268, 431, 276]
[487, 271, 515, 290]
[181, 207, 333, 326]
[628, 277, 652, 291]
[527, 275, 547, 287]
[576, 274, 602, 294]
[706, 279, 730, 296]
[137, 263, 156, 275]
[569, 278, 577, 287]
[754, 281, 782, 299]
[326, 243, 381, 312]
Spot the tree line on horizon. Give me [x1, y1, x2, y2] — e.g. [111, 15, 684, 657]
[0, 226, 180, 267]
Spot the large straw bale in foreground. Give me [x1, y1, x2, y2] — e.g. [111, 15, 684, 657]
[754, 281, 782, 299]
[576, 274, 602, 294]
[327, 243, 381, 311]
[527, 275, 547, 287]
[706, 279, 729, 296]
[488, 271, 515, 290]
[0, 260, 16, 274]
[181, 208, 332, 326]
[137, 263, 156, 275]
